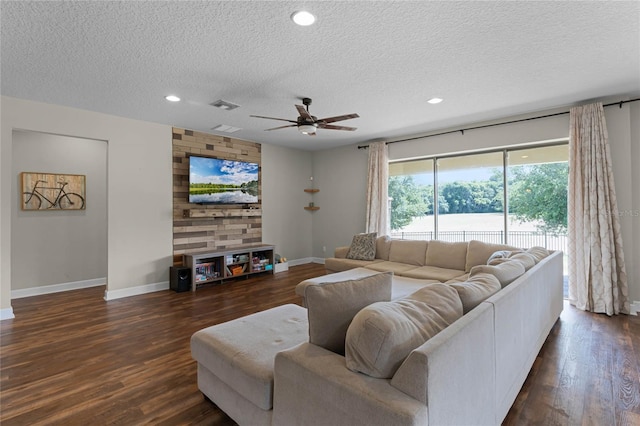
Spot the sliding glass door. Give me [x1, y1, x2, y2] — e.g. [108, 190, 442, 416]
[389, 142, 568, 248]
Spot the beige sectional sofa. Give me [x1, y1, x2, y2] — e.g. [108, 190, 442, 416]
[325, 236, 522, 282]
[192, 236, 564, 426]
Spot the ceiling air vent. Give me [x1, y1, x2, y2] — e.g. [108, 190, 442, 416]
[211, 124, 241, 133]
[210, 99, 240, 111]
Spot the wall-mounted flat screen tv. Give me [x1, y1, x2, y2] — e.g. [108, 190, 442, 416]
[189, 156, 259, 204]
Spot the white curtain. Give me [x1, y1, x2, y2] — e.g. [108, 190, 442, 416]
[365, 141, 389, 236]
[568, 102, 630, 315]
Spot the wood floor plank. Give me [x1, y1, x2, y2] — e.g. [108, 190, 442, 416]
[2, 264, 639, 425]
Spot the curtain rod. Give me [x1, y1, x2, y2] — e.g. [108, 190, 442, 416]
[357, 97, 640, 149]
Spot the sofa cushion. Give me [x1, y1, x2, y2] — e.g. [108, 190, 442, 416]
[509, 252, 536, 271]
[325, 257, 384, 273]
[400, 265, 466, 282]
[345, 283, 463, 379]
[388, 240, 428, 266]
[445, 273, 470, 284]
[346, 233, 378, 261]
[425, 240, 468, 270]
[392, 275, 442, 300]
[465, 240, 519, 272]
[450, 272, 502, 314]
[365, 261, 422, 275]
[470, 260, 526, 288]
[375, 235, 393, 260]
[527, 246, 550, 263]
[305, 271, 393, 355]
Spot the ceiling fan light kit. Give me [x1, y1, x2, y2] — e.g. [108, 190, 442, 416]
[298, 124, 317, 134]
[250, 97, 359, 137]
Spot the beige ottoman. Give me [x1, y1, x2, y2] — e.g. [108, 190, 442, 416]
[191, 304, 308, 426]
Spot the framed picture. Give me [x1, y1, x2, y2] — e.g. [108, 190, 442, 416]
[21, 172, 86, 211]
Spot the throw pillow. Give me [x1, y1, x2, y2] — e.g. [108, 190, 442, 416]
[450, 272, 501, 314]
[345, 283, 463, 379]
[346, 232, 377, 261]
[487, 250, 511, 263]
[305, 271, 392, 355]
[470, 260, 526, 288]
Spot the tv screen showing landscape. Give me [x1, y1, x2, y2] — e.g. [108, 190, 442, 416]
[189, 156, 259, 204]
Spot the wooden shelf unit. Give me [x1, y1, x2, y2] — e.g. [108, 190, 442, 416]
[183, 243, 275, 291]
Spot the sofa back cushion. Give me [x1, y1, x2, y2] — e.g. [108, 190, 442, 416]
[345, 283, 463, 379]
[388, 240, 428, 266]
[305, 271, 392, 355]
[509, 252, 536, 271]
[527, 246, 550, 263]
[470, 260, 526, 288]
[464, 240, 519, 272]
[450, 272, 502, 314]
[375, 235, 393, 260]
[346, 232, 377, 261]
[425, 240, 468, 270]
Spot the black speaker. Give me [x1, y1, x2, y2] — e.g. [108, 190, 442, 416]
[170, 266, 191, 292]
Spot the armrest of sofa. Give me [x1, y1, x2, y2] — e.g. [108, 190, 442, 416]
[334, 246, 350, 258]
[391, 302, 497, 426]
[273, 342, 426, 426]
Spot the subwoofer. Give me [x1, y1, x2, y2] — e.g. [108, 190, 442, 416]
[170, 266, 191, 292]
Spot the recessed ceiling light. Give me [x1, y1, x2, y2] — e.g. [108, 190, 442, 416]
[291, 11, 316, 26]
[427, 97, 443, 104]
[165, 95, 181, 102]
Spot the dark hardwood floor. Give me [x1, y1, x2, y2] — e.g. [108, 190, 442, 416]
[1, 263, 639, 425]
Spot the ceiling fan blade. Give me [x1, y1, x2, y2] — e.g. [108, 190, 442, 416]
[250, 115, 297, 124]
[265, 124, 297, 131]
[319, 124, 357, 131]
[295, 105, 313, 121]
[318, 113, 359, 124]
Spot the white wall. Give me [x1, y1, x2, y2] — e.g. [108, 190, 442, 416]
[314, 101, 640, 304]
[11, 131, 107, 291]
[261, 144, 314, 261]
[1, 96, 173, 315]
[310, 144, 370, 257]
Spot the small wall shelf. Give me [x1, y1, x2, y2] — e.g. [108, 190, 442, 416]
[183, 208, 261, 218]
[304, 188, 319, 211]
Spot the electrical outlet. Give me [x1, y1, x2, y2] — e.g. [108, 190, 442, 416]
[322, 246, 326, 252]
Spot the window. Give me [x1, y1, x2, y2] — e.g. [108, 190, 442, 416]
[389, 142, 568, 249]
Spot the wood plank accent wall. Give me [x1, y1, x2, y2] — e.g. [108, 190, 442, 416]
[172, 127, 262, 266]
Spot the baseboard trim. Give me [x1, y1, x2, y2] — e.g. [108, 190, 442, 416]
[104, 281, 170, 301]
[288, 257, 326, 266]
[630, 301, 640, 316]
[0, 307, 15, 321]
[11, 278, 106, 300]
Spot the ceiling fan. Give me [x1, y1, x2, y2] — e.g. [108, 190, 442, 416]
[250, 98, 359, 135]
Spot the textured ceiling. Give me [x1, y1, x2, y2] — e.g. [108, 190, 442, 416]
[2, 1, 639, 151]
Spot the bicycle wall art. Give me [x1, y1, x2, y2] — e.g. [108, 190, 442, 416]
[21, 172, 86, 211]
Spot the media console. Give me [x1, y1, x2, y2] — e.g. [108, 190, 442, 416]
[183, 243, 275, 291]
